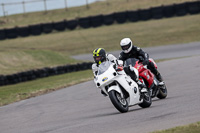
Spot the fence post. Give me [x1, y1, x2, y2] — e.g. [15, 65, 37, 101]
[1, 3, 6, 17]
[22, 1, 26, 14]
[64, 0, 68, 11]
[86, 0, 89, 9]
[44, 0, 47, 13]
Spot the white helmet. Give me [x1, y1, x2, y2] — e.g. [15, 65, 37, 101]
[120, 38, 133, 53]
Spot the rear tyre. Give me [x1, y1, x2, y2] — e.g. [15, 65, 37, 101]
[139, 90, 152, 108]
[108, 90, 129, 113]
[157, 84, 167, 99]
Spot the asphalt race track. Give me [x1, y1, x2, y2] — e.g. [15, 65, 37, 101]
[72, 41, 200, 61]
[0, 43, 200, 133]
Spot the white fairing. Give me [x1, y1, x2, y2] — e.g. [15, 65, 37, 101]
[129, 65, 139, 78]
[94, 61, 142, 106]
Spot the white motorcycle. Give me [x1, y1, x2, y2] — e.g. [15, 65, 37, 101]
[94, 60, 152, 113]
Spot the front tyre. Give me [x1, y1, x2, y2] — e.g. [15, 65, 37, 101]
[108, 90, 129, 113]
[157, 84, 167, 99]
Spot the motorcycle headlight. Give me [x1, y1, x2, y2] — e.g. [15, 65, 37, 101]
[113, 72, 117, 76]
[97, 83, 100, 87]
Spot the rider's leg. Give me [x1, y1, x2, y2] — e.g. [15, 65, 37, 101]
[147, 62, 164, 83]
[124, 66, 146, 89]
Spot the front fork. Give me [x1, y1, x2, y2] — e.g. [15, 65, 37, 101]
[149, 77, 160, 98]
[107, 84, 124, 98]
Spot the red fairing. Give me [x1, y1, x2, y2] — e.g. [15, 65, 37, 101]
[134, 61, 154, 88]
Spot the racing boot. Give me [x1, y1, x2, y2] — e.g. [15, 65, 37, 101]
[148, 63, 164, 86]
[137, 80, 147, 93]
[156, 73, 165, 86]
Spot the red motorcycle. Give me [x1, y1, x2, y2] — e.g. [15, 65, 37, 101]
[125, 58, 167, 99]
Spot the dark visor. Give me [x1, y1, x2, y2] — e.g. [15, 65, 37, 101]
[94, 56, 102, 61]
[121, 42, 131, 50]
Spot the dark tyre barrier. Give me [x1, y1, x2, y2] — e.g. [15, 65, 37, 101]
[7, 74, 19, 84]
[0, 75, 5, 86]
[151, 6, 164, 19]
[103, 13, 115, 25]
[0, 29, 6, 40]
[0, 62, 93, 86]
[67, 64, 78, 72]
[187, 1, 200, 14]
[66, 19, 78, 30]
[163, 5, 176, 17]
[78, 17, 91, 29]
[19, 72, 28, 82]
[114, 12, 127, 24]
[17, 26, 30, 37]
[62, 65, 70, 73]
[175, 3, 187, 16]
[29, 24, 42, 35]
[139, 9, 152, 20]
[53, 20, 66, 31]
[0, 75, 8, 86]
[41, 22, 53, 34]
[15, 72, 23, 82]
[56, 66, 66, 74]
[90, 15, 103, 27]
[0, 1, 200, 41]
[80, 62, 92, 70]
[5, 28, 18, 39]
[26, 70, 36, 80]
[34, 68, 49, 78]
[75, 63, 83, 71]
[47, 67, 58, 75]
[127, 10, 139, 22]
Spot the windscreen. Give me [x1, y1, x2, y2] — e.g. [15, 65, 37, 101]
[124, 58, 138, 67]
[97, 61, 112, 75]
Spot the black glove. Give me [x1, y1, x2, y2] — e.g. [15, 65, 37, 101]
[142, 59, 149, 65]
[138, 56, 144, 63]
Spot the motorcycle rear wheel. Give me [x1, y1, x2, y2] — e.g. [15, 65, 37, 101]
[108, 90, 129, 113]
[157, 84, 167, 99]
[139, 91, 152, 108]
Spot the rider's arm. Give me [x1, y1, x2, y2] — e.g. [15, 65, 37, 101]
[92, 63, 98, 76]
[135, 46, 149, 61]
[107, 54, 117, 64]
[118, 52, 126, 61]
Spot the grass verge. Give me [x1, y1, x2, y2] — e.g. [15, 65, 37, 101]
[151, 121, 200, 133]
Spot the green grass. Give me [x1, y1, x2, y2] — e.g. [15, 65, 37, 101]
[0, 14, 200, 74]
[0, 69, 93, 106]
[0, 49, 79, 74]
[151, 121, 200, 133]
[0, 0, 196, 28]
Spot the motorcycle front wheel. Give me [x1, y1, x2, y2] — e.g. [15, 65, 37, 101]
[108, 90, 129, 113]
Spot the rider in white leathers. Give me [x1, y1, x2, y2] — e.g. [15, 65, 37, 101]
[92, 48, 145, 96]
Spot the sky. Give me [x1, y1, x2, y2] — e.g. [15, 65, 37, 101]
[0, 0, 102, 16]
